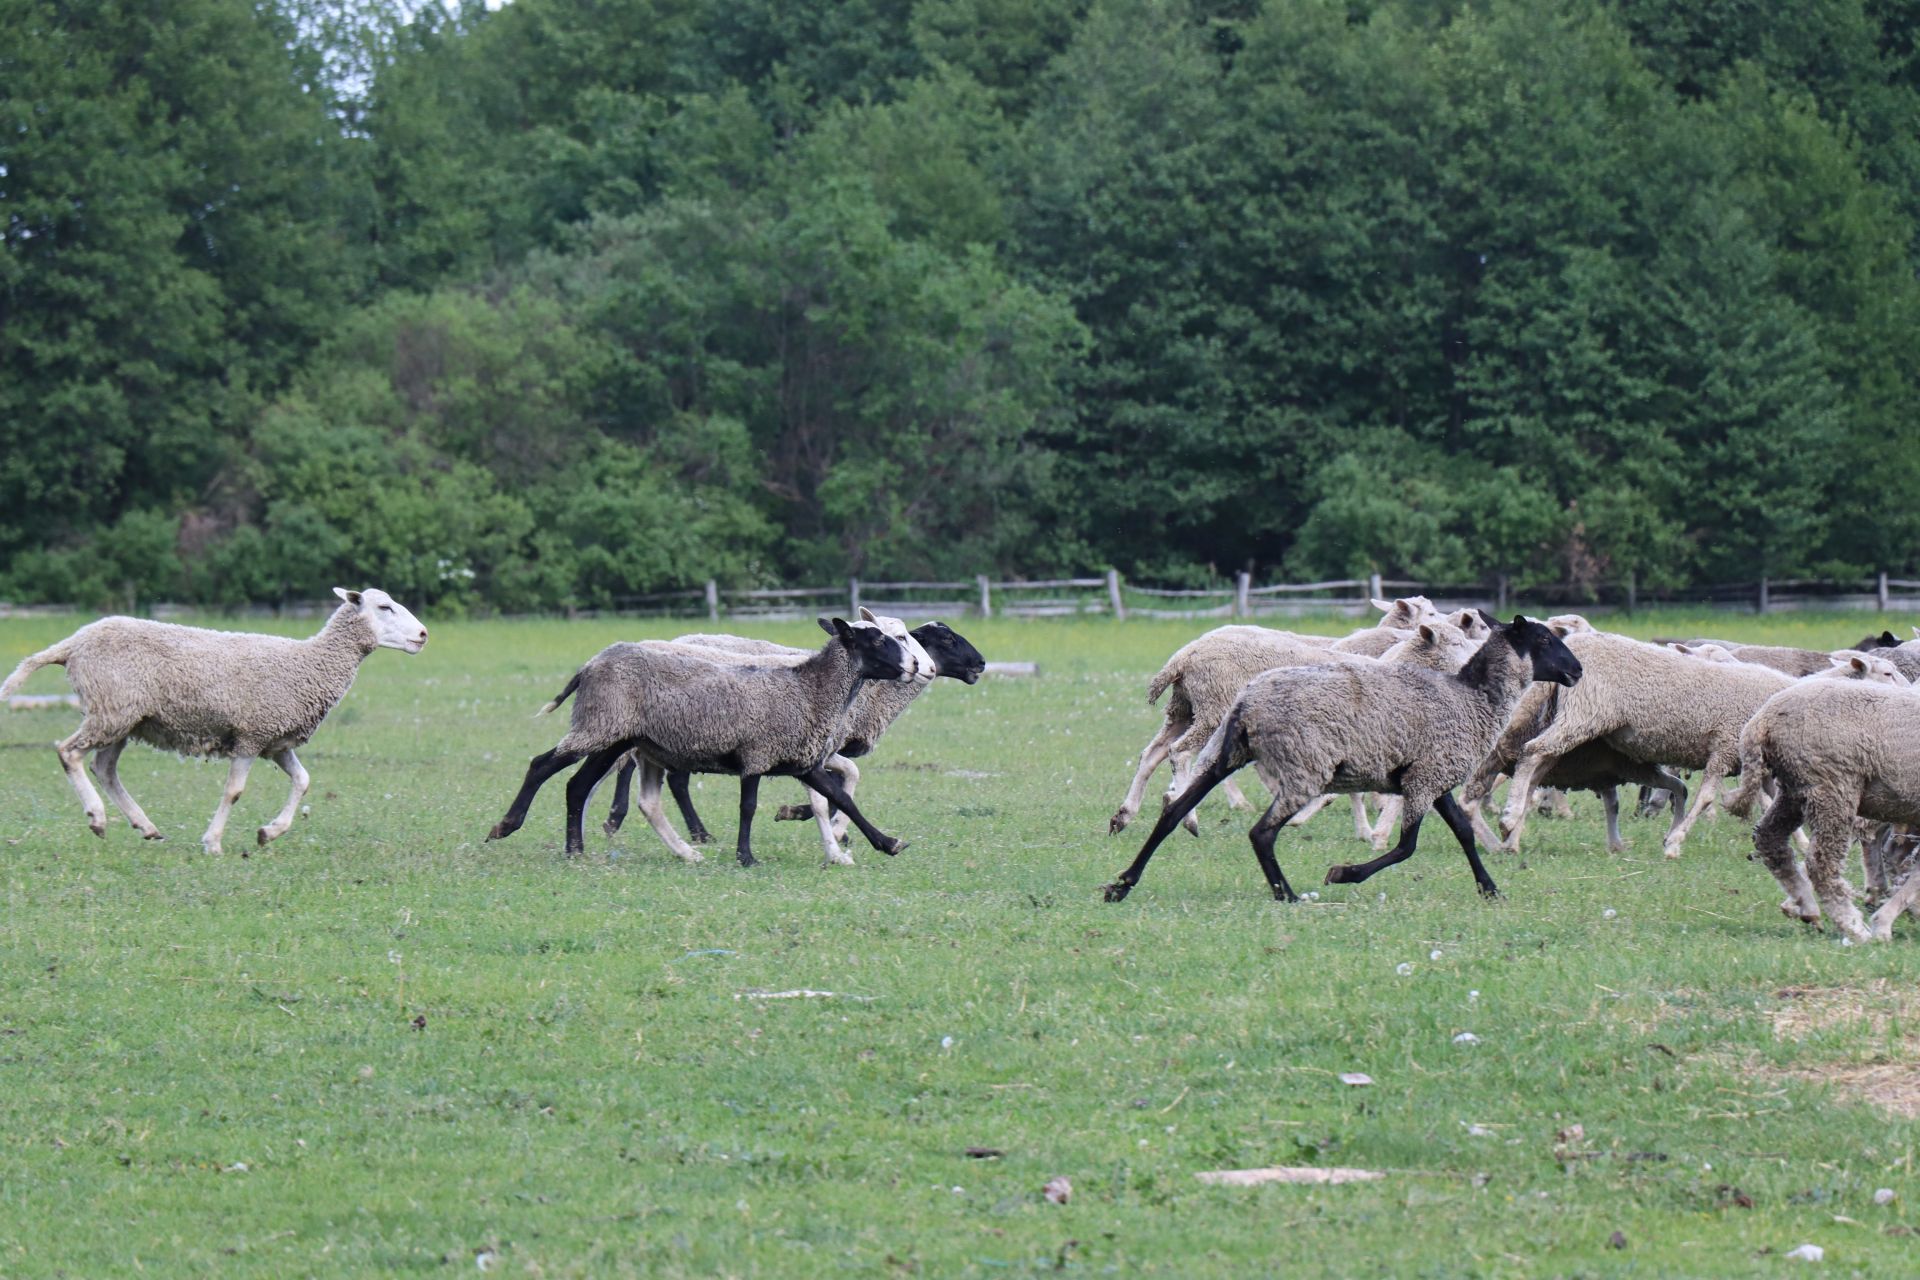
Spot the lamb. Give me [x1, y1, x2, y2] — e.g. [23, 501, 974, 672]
[601, 618, 986, 861]
[1099, 614, 1582, 903]
[0, 588, 428, 853]
[1109, 610, 1483, 839]
[484, 618, 918, 863]
[1500, 639, 1909, 858]
[1726, 679, 1920, 940]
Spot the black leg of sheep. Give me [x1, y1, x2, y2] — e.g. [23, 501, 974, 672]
[800, 764, 906, 856]
[563, 745, 631, 855]
[670, 772, 716, 843]
[488, 747, 586, 842]
[1322, 792, 1499, 899]
[736, 775, 760, 867]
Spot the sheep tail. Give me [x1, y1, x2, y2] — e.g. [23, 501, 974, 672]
[1724, 721, 1768, 820]
[0, 637, 76, 700]
[1190, 704, 1252, 781]
[1145, 656, 1182, 706]
[537, 670, 583, 717]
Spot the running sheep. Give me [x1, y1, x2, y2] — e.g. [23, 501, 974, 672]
[484, 618, 921, 864]
[1100, 614, 1581, 903]
[0, 588, 428, 853]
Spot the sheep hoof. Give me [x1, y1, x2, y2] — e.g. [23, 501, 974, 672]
[690, 829, 714, 845]
[255, 827, 270, 847]
[773, 806, 807, 822]
[142, 829, 165, 842]
[88, 817, 107, 838]
[1101, 881, 1133, 903]
[601, 819, 623, 837]
[1476, 883, 1501, 901]
[1108, 812, 1130, 835]
[736, 851, 757, 868]
[485, 822, 511, 842]
[882, 837, 908, 857]
[1323, 863, 1358, 884]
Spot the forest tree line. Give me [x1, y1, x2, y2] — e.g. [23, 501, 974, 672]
[6, 0, 1920, 610]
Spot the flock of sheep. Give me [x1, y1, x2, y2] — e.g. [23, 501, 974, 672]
[4, 587, 1918, 944]
[1104, 596, 1920, 942]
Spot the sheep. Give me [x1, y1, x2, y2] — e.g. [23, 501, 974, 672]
[601, 618, 986, 861]
[1324, 596, 1446, 657]
[484, 618, 919, 864]
[0, 588, 428, 853]
[1726, 678, 1920, 941]
[1109, 611, 1484, 840]
[1501, 639, 1910, 858]
[1855, 630, 1901, 652]
[1099, 614, 1582, 903]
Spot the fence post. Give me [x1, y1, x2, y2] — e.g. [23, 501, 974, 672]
[1235, 571, 1251, 618]
[977, 574, 992, 619]
[1626, 571, 1637, 614]
[1368, 572, 1382, 604]
[1880, 571, 1890, 612]
[850, 577, 861, 615]
[705, 579, 719, 621]
[1758, 577, 1770, 614]
[1106, 568, 1126, 621]
[1496, 574, 1508, 613]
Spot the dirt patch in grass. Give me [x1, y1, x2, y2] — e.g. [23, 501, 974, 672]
[1763, 982, 1920, 1118]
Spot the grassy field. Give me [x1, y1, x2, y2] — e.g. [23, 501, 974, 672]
[1, 608, 1917, 1277]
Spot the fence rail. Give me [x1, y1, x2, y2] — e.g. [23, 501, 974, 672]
[7, 572, 1920, 623]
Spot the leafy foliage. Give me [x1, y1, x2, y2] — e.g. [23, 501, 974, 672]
[6, 0, 1920, 606]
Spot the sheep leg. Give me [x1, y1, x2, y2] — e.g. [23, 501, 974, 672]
[1751, 794, 1818, 923]
[800, 764, 904, 856]
[1434, 791, 1501, 898]
[1103, 749, 1243, 902]
[1600, 787, 1624, 853]
[488, 747, 584, 841]
[1112, 706, 1186, 834]
[200, 756, 255, 855]
[667, 771, 715, 844]
[1354, 794, 1377, 842]
[1465, 795, 1503, 852]
[735, 774, 760, 868]
[1247, 795, 1307, 902]
[1284, 793, 1336, 827]
[602, 757, 635, 836]
[1325, 807, 1426, 887]
[1806, 797, 1870, 941]
[1869, 854, 1920, 941]
[1499, 742, 1569, 849]
[1368, 796, 1400, 851]
[563, 746, 628, 856]
[808, 785, 855, 867]
[1661, 751, 1733, 859]
[90, 739, 162, 839]
[1221, 776, 1253, 812]
[632, 763, 703, 863]
[56, 723, 114, 837]
[255, 748, 309, 846]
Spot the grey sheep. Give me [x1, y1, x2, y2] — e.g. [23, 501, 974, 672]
[0, 588, 428, 853]
[1110, 612, 1484, 840]
[484, 618, 918, 864]
[1100, 615, 1582, 903]
[601, 616, 985, 863]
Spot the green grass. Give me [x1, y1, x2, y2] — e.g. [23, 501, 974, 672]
[1, 609, 1917, 1277]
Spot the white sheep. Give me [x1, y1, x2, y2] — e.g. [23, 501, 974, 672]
[1727, 677, 1920, 941]
[0, 589, 428, 853]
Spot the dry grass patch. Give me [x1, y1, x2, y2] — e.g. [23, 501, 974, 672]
[1765, 981, 1920, 1118]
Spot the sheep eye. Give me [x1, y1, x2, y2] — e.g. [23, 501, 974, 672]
[378, 604, 393, 612]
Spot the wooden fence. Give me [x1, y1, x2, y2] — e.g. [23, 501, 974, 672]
[6, 573, 1920, 623]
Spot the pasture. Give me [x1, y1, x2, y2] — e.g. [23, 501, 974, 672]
[1, 610, 1917, 1277]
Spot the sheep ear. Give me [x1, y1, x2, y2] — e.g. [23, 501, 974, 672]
[858, 606, 877, 622]
[816, 616, 837, 636]
[1674, 643, 1695, 656]
[1370, 598, 1392, 614]
[1881, 630, 1899, 646]
[828, 617, 855, 640]
[1418, 623, 1437, 643]
[333, 587, 362, 606]
[1476, 608, 1500, 629]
